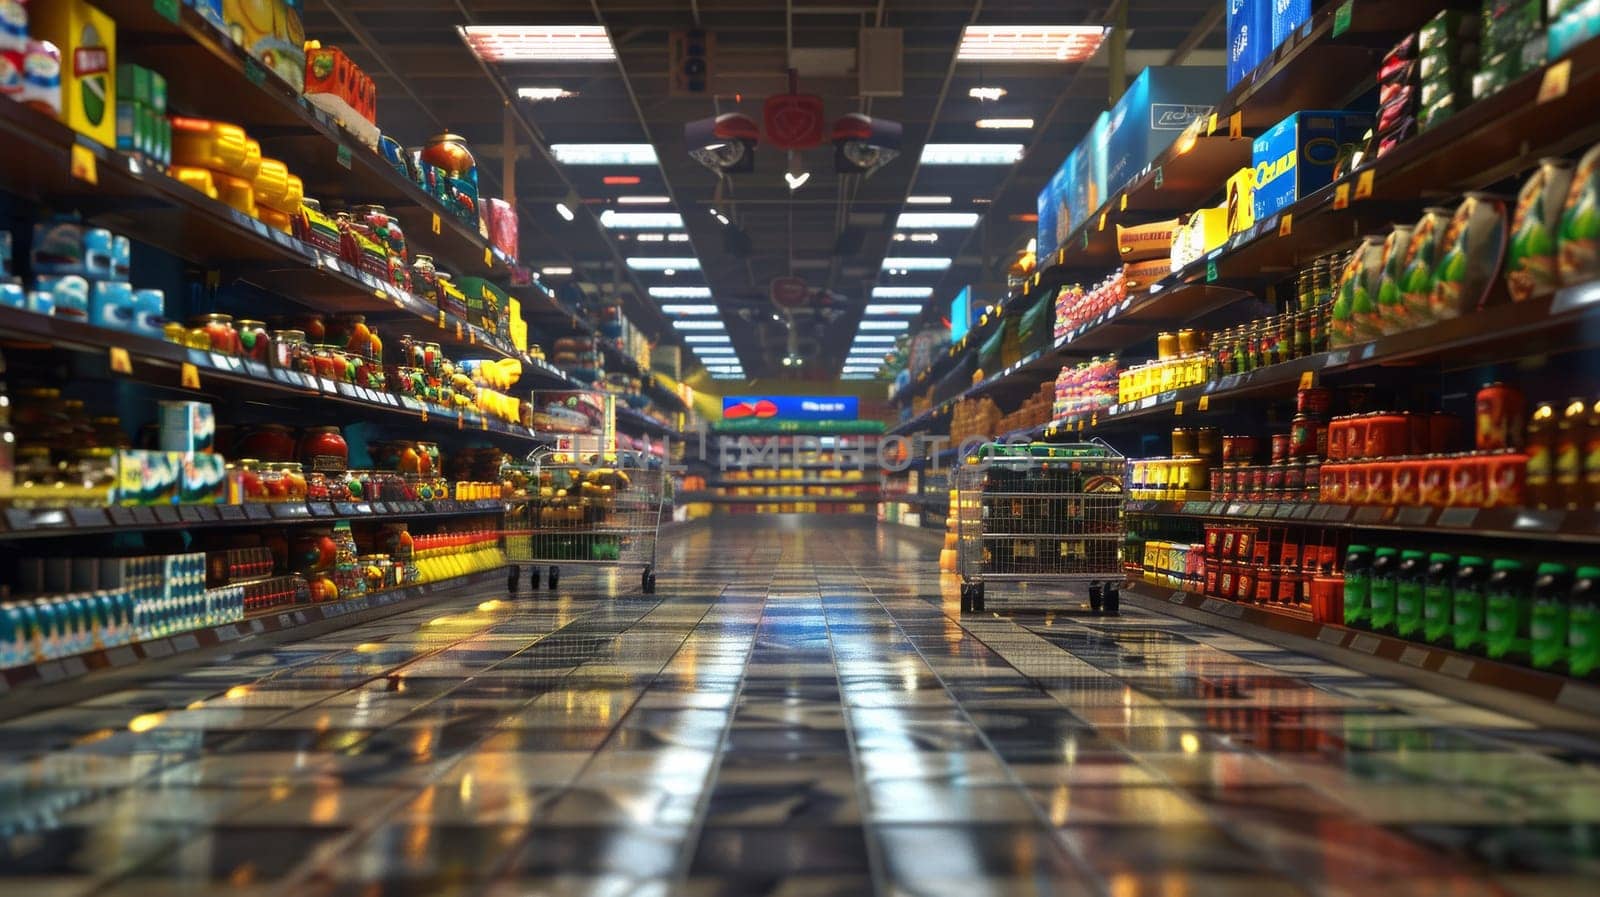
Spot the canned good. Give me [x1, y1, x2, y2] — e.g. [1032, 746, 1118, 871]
[1209, 468, 1224, 495]
[1177, 329, 1206, 354]
[1394, 459, 1423, 505]
[1249, 466, 1268, 501]
[1420, 455, 1452, 507]
[1304, 460, 1321, 500]
[1449, 454, 1487, 507]
[1297, 387, 1333, 417]
[1284, 460, 1306, 500]
[1196, 427, 1221, 459]
[1486, 451, 1528, 507]
[1172, 428, 1198, 457]
[1271, 434, 1292, 464]
[1364, 414, 1410, 458]
[1290, 415, 1326, 458]
[1157, 331, 1180, 360]
[1475, 382, 1526, 451]
[1264, 463, 1286, 498]
[1237, 567, 1257, 603]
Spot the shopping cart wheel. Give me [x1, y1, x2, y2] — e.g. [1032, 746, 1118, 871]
[958, 584, 973, 613]
[641, 566, 657, 594]
[973, 584, 986, 612]
[507, 565, 520, 594]
[529, 566, 541, 590]
[1089, 584, 1103, 614]
[547, 566, 560, 589]
[1104, 586, 1120, 617]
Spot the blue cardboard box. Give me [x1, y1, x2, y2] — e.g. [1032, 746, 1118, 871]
[1228, 0, 1271, 89]
[1036, 175, 1060, 260]
[1251, 110, 1373, 219]
[1270, 0, 1313, 50]
[1104, 66, 1227, 194]
[1068, 111, 1110, 231]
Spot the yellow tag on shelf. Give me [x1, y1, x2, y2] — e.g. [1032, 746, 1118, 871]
[70, 143, 98, 185]
[431, 212, 442, 235]
[437, 310, 446, 329]
[1229, 110, 1243, 140]
[1279, 214, 1293, 237]
[1206, 112, 1218, 136]
[1333, 183, 1351, 210]
[484, 247, 493, 268]
[1198, 394, 1210, 412]
[1089, 412, 1098, 428]
[468, 328, 476, 345]
[480, 416, 489, 431]
[455, 322, 463, 340]
[1355, 169, 1375, 200]
[1299, 370, 1315, 390]
[1076, 418, 1085, 434]
[108, 347, 132, 374]
[457, 414, 464, 430]
[419, 408, 428, 423]
[181, 363, 201, 389]
[1119, 194, 1128, 212]
[1098, 210, 1108, 232]
[1540, 59, 1571, 104]
[1174, 400, 1184, 416]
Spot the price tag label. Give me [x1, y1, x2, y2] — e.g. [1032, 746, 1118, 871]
[1229, 110, 1243, 140]
[480, 416, 489, 431]
[438, 310, 447, 329]
[1174, 400, 1184, 416]
[1206, 260, 1218, 283]
[1355, 169, 1375, 200]
[181, 362, 201, 389]
[1119, 194, 1128, 212]
[431, 212, 442, 235]
[336, 145, 352, 170]
[455, 321, 463, 340]
[70, 142, 98, 185]
[1154, 166, 1164, 190]
[1279, 214, 1293, 237]
[1099, 210, 1108, 232]
[1333, 183, 1351, 210]
[1206, 112, 1218, 136]
[244, 58, 266, 87]
[457, 414, 464, 430]
[1197, 394, 1209, 412]
[108, 347, 132, 374]
[1299, 370, 1315, 389]
[1540, 59, 1571, 104]
[419, 407, 428, 423]
[1333, 0, 1354, 38]
[484, 247, 493, 268]
[153, 0, 181, 25]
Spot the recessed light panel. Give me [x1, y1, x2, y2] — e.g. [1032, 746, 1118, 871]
[661, 304, 719, 315]
[976, 118, 1035, 129]
[957, 25, 1109, 63]
[919, 144, 1025, 165]
[881, 257, 952, 271]
[649, 286, 712, 298]
[896, 212, 980, 229]
[626, 258, 700, 271]
[601, 210, 684, 229]
[872, 286, 934, 298]
[864, 304, 923, 315]
[859, 320, 909, 331]
[461, 26, 615, 62]
[551, 144, 658, 165]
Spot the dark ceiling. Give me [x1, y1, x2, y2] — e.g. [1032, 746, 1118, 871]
[300, 0, 1225, 381]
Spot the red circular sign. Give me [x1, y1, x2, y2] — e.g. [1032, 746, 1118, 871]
[770, 276, 809, 309]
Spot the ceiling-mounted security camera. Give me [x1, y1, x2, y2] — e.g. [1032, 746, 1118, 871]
[686, 113, 759, 175]
[832, 113, 902, 176]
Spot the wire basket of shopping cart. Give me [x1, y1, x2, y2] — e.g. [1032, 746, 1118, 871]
[501, 449, 667, 594]
[953, 439, 1125, 614]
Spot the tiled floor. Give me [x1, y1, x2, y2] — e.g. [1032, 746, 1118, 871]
[3, 517, 1600, 896]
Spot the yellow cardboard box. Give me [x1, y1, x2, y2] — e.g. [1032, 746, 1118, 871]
[30, 0, 117, 148]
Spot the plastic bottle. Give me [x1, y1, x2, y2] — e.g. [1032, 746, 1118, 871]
[1367, 548, 1400, 633]
[1343, 545, 1374, 629]
[1452, 556, 1490, 654]
[1530, 563, 1574, 671]
[1555, 399, 1588, 510]
[1526, 401, 1557, 508]
[1422, 553, 1456, 645]
[1394, 550, 1429, 640]
[1484, 559, 1530, 661]
[1569, 566, 1600, 678]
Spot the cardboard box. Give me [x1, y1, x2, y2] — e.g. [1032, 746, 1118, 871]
[1251, 110, 1374, 220]
[30, 0, 117, 149]
[1104, 66, 1226, 193]
[1271, 0, 1313, 50]
[1036, 178, 1060, 261]
[1228, 0, 1272, 89]
[159, 401, 215, 454]
[1225, 167, 1257, 234]
[1067, 112, 1110, 231]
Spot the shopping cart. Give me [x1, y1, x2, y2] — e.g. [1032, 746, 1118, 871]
[501, 449, 667, 595]
[953, 439, 1125, 614]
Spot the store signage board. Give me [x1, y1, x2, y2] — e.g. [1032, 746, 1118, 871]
[723, 396, 859, 422]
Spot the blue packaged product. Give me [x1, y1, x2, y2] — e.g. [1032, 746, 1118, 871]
[1036, 180, 1060, 261]
[1271, 0, 1313, 50]
[1, 282, 24, 309]
[35, 274, 90, 319]
[90, 280, 135, 331]
[1, 230, 11, 279]
[1104, 66, 1226, 194]
[132, 288, 164, 337]
[0, 603, 23, 668]
[26, 290, 54, 315]
[1251, 110, 1374, 220]
[187, 0, 225, 29]
[31, 220, 90, 276]
[1228, 0, 1272, 89]
[111, 234, 130, 280]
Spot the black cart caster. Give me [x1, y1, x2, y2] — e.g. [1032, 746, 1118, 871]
[547, 565, 560, 589]
[959, 584, 973, 613]
[641, 566, 657, 594]
[529, 566, 541, 590]
[507, 565, 520, 594]
[973, 584, 986, 612]
[1104, 586, 1120, 617]
[1089, 583, 1103, 615]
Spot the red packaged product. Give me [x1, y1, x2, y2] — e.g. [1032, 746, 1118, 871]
[1420, 456, 1452, 507]
[1449, 454, 1488, 507]
[1393, 459, 1424, 505]
[1346, 464, 1370, 505]
[486, 198, 519, 263]
[1364, 414, 1410, 458]
[1321, 463, 1346, 503]
[1367, 462, 1395, 505]
[1485, 451, 1527, 508]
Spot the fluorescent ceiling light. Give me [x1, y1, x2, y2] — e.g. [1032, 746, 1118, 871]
[896, 212, 980, 229]
[907, 195, 952, 205]
[650, 286, 712, 298]
[872, 286, 934, 298]
[865, 304, 923, 315]
[672, 320, 725, 331]
[710, 373, 746, 379]
[968, 86, 1007, 101]
[555, 202, 574, 222]
[957, 25, 1109, 63]
[853, 334, 899, 343]
[909, 233, 939, 242]
[460, 25, 615, 62]
[516, 86, 576, 101]
[601, 210, 684, 229]
[976, 118, 1035, 130]
[616, 196, 672, 205]
[706, 365, 744, 373]
[668, 233, 690, 242]
[859, 320, 910, 331]
[627, 257, 700, 271]
[841, 372, 881, 380]
[695, 346, 738, 355]
[635, 233, 665, 242]
[661, 304, 719, 315]
[540, 266, 572, 276]
[551, 143, 657, 165]
[842, 365, 880, 372]
[684, 334, 731, 344]
[882, 257, 952, 271]
[920, 143, 1025, 165]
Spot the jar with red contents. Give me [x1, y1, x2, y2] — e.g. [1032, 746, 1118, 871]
[1284, 460, 1306, 500]
[238, 459, 267, 502]
[237, 424, 297, 462]
[1270, 434, 1291, 464]
[273, 329, 312, 373]
[306, 471, 330, 502]
[310, 345, 342, 381]
[1264, 463, 1286, 500]
[189, 313, 240, 354]
[276, 462, 308, 502]
[235, 319, 271, 363]
[1290, 414, 1326, 458]
[298, 426, 348, 473]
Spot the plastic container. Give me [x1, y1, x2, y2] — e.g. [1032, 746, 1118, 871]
[1422, 553, 1456, 645]
[1530, 563, 1575, 671]
[1367, 548, 1401, 633]
[1394, 550, 1429, 639]
[1483, 559, 1530, 660]
[1343, 545, 1374, 628]
[1570, 566, 1600, 678]
[1452, 555, 1490, 654]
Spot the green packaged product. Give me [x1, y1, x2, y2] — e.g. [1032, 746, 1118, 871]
[1420, 98, 1463, 131]
[1423, 553, 1457, 644]
[1344, 545, 1374, 629]
[1559, 142, 1600, 287]
[1420, 48, 1479, 83]
[1453, 555, 1491, 653]
[1482, 0, 1545, 53]
[1506, 158, 1575, 302]
[1569, 565, 1600, 677]
[1330, 235, 1384, 346]
[1431, 192, 1509, 322]
[1394, 550, 1429, 639]
[1372, 224, 1415, 339]
[1368, 548, 1401, 633]
[1390, 207, 1451, 333]
[1530, 562, 1574, 669]
[1484, 559, 1530, 659]
[1422, 9, 1483, 53]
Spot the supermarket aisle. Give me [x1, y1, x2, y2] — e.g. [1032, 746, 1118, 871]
[2, 519, 1599, 896]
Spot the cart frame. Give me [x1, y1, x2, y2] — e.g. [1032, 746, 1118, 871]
[953, 439, 1125, 614]
[501, 449, 667, 595]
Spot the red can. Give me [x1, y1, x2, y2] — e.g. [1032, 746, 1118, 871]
[1364, 414, 1410, 458]
[1321, 463, 1346, 503]
[1218, 564, 1237, 599]
[1205, 527, 1223, 559]
[1449, 454, 1487, 507]
[1475, 383, 1526, 451]
[1284, 460, 1306, 498]
[1290, 415, 1326, 458]
[1393, 459, 1424, 505]
[1249, 466, 1268, 501]
[1270, 434, 1291, 463]
[1303, 460, 1321, 500]
[1236, 529, 1256, 560]
[1486, 451, 1528, 507]
[1367, 461, 1395, 505]
[1326, 418, 1347, 461]
[1297, 387, 1334, 417]
[1420, 456, 1452, 507]
[1265, 463, 1286, 498]
[1344, 416, 1370, 459]
[1205, 564, 1222, 596]
[1209, 468, 1224, 496]
[1236, 566, 1257, 603]
[1346, 464, 1371, 505]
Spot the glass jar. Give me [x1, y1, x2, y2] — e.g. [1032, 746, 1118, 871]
[1177, 328, 1206, 355]
[1156, 332, 1179, 360]
[352, 204, 407, 261]
[310, 344, 342, 381]
[277, 461, 308, 502]
[423, 341, 443, 377]
[412, 255, 439, 302]
[189, 313, 239, 354]
[416, 442, 441, 476]
[272, 329, 311, 372]
[237, 424, 297, 462]
[306, 471, 330, 502]
[398, 334, 426, 369]
[288, 314, 327, 343]
[237, 459, 268, 502]
[234, 319, 270, 363]
[359, 554, 394, 594]
[299, 426, 349, 473]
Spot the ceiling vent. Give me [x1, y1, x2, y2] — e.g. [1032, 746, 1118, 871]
[858, 28, 903, 97]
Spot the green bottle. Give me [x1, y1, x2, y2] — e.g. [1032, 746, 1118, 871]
[1393, 550, 1429, 639]
[1368, 548, 1401, 633]
[1343, 545, 1374, 628]
[1422, 553, 1456, 645]
[1484, 560, 1530, 661]
[1530, 563, 1574, 671]
[1569, 566, 1600, 678]
[1452, 556, 1490, 654]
